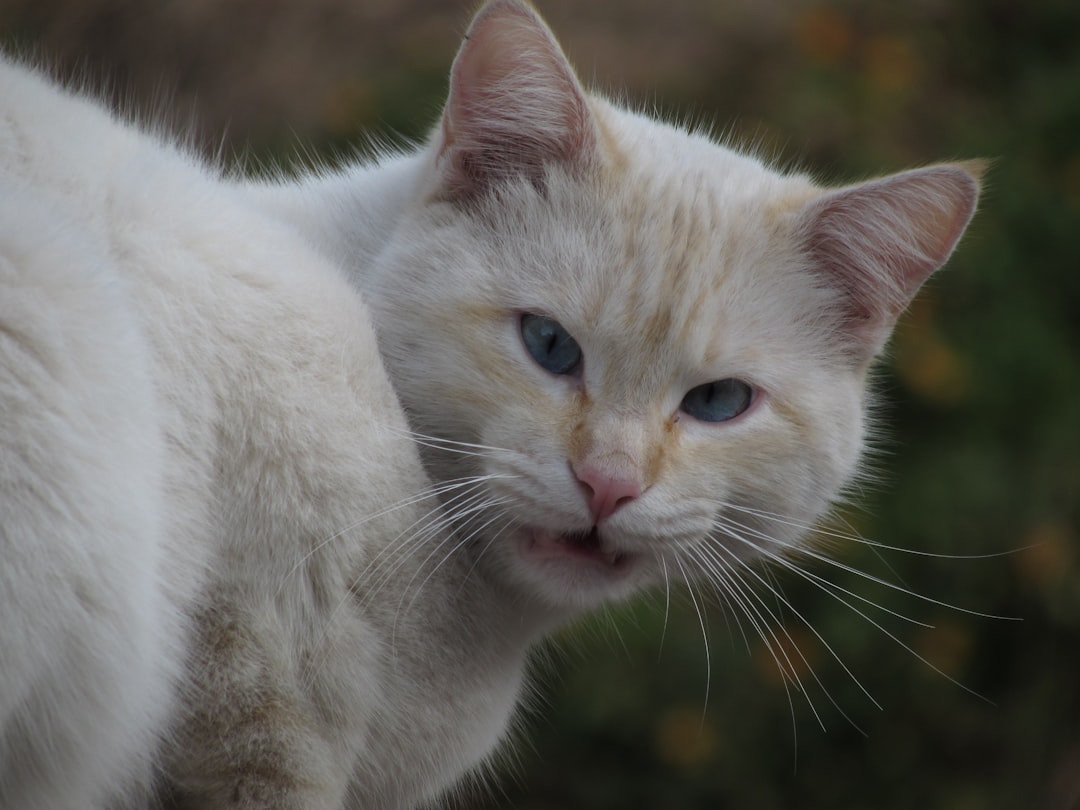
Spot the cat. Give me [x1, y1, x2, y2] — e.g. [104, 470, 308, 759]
[0, 0, 981, 807]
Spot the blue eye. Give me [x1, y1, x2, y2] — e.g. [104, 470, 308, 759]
[520, 313, 582, 376]
[681, 379, 754, 423]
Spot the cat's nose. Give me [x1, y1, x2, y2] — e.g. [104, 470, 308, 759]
[572, 463, 641, 524]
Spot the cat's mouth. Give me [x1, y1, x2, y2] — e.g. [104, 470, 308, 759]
[523, 527, 632, 572]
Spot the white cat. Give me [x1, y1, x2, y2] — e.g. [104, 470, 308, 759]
[0, 1, 980, 807]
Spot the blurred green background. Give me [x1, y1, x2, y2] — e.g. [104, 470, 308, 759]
[3, 0, 1077, 807]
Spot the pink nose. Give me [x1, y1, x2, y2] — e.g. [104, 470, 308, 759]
[572, 463, 641, 523]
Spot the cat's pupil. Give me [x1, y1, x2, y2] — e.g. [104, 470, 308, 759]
[520, 313, 582, 376]
[681, 379, 753, 423]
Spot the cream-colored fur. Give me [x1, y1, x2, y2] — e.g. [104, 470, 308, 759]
[0, 1, 980, 807]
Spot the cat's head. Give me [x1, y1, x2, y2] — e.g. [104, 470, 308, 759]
[367, 0, 980, 617]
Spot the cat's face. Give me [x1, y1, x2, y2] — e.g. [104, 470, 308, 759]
[365, 0, 979, 616]
[374, 129, 864, 613]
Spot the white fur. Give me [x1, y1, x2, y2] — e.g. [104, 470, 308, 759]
[0, 57, 524, 809]
[0, 1, 979, 807]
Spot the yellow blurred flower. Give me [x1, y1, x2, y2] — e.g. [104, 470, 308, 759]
[753, 625, 820, 688]
[654, 706, 718, 769]
[862, 34, 919, 94]
[893, 298, 972, 405]
[1014, 522, 1074, 588]
[322, 77, 377, 136]
[796, 7, 854, 66]
[914, 621, 972, 678]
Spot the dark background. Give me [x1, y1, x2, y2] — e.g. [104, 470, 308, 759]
[4, 1, 1077, 807]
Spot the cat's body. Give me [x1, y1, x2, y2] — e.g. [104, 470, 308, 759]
[0, 2, 980, 808]
[0, 43, 530, 809]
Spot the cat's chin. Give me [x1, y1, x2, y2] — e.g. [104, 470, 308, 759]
[523, 527, 633, 571]
[511, 526, 642, 608]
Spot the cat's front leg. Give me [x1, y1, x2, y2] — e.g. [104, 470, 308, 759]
[162, 596, 356, 810]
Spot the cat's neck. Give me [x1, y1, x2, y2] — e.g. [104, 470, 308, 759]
[244, 149, 432, 282]
[246, 150, 578, 645]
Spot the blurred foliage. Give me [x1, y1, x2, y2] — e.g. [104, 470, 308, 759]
[3, 0, 1077, 808]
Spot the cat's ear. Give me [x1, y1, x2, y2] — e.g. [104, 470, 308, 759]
[795, 162, 983, 363]
[436, 0, 597, 201]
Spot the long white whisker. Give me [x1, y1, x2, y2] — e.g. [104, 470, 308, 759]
[275, 488, 439, 598]
[694, 540, 848, 742]
[718, 512, 1017, 622]
[657, 554, 672, 662]
[359, 486, 497, 606]
[386, 425, 512, 458]
[715, 516, 934, 628]
[344, 502, 472, 608]
[398, 497, 515, 619]
[277, 473, 513, 598]
[459, 516, 521, 591]
[725, 502, 1020, 560]
[673, 555, 711, 720]
[690, 544, 800, 686]
[299, 499, 459, 692]
[301, 479, 503, 690]
[707, 526, 884, 715]
[716, 520, 994, 705]
[684, 542, 809, 744]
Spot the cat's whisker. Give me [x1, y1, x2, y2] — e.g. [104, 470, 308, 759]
[357, 485, 497, 607]
[376, 485, 511, 601]
[706, 526, 885, 704]
[302, 509, 460, 692]
[706, 556, 810, 759]
[685, 540, 828, 740]
[396, 496, 516, 621]
[656, 554, 672, 662]
[714, 516, 933, 629]
[669, 540, 756, 658]
[409, 437, 500, 461]
[386, 425, 513, 460]
[349, 476, 508, 587]
[352, 473, 520, 647]
[689, 543, 802, 689]
[301, 479, 503, 691]
[310, 503, 472, 652]
[672, 555, 712, 719]
[299, 498, 459, 691]
[713, 517, 995, 706]
[725, 502, 1019, 560]
[459, 515, 523, 593]
[716, 510, 1017, 622]
[389, 502, 521, 659]
[276, 473, 511, 598]
[274, 491, 437, 598]
[709, 572, 755, 660]
[705, 541, 875, 740]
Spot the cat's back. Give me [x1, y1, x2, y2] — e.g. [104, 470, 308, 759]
[0, 60, 174, 608]
[0, 56, 432, 807]
[0, 57, 191, 203]
[0, 59, 229, 437]
[0, 58, 184, 808]
[0, 54, 421, 588]
[0, 57, 207, 573]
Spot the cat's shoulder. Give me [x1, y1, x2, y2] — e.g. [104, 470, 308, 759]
[0, 53, 214, 196]
[0, 54, 130, 143]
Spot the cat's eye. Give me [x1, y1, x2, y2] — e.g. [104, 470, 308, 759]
[681, 379, 754, 423]
[520, 313, 582, 376]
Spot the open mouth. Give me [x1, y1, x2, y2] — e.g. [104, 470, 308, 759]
[524, 527, 631, 571]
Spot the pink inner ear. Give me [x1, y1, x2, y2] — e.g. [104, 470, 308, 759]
[438, 0, 597, 200]
[800, 164, 981, 355]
